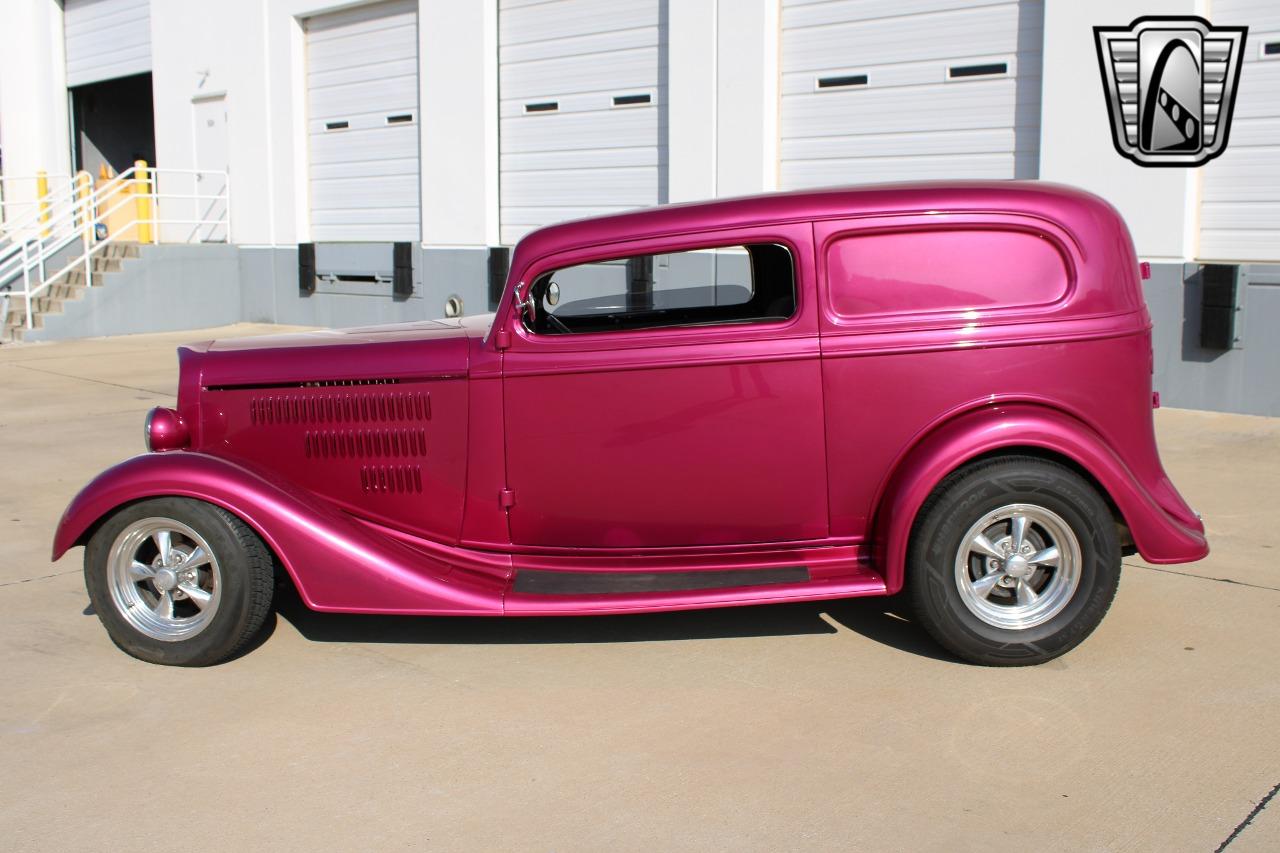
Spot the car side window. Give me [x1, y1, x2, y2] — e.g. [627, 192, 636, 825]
[525, 243, 796, 335]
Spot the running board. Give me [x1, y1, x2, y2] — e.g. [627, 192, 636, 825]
[503, 569, 887, 615]
[513, 566, 809, 595]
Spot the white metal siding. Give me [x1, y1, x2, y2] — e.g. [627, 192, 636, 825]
[63, 0, 151, 87]
[1200, 0, 1280, 261]
[498, 0, 666, 245]
[779, 0, 1043, 189]
[306, 0, 420, 242]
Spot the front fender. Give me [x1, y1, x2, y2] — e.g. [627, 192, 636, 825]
[53, 452, 504, 614]
[873, 404, 1208, 594]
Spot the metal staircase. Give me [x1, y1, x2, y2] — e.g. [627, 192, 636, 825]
[0, 165, 229, 343]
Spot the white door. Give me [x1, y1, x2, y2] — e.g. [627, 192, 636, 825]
[498, 0, 667, 245]
[779, 0, 1044, 189]
[305, 0, 421, 242]
[64, 0, 151, 87]
[192, 95, 229, 243]
[1199, 1, 1280, 262]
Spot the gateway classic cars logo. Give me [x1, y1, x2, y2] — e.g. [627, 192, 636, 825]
[1094, 16, 1248, 167]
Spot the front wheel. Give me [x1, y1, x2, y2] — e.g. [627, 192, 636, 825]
[907, 456, 1121, 666]
[84, 497, 275, 666]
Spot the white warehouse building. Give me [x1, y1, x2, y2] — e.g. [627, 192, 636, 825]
[0, 0, 1278, 414]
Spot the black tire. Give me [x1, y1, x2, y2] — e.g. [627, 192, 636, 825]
[84, 497, 274, 666]
[907, 456, 1121, 666]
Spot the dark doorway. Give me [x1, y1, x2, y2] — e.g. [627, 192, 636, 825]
[70, 72, 156, 177]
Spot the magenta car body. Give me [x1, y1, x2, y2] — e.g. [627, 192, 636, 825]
[55, 182, 1208, 665]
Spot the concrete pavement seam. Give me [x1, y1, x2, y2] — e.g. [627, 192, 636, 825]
[9, 362, 173, 397]
[1124, 562, 1280, 594]
[0, 569, 79, 588]
[1215, 780, 1280, 852]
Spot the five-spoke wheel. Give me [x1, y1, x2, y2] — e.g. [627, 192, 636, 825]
[908, 456, 1121, 666]
[85, 497, 274, 666]
[108, 518, 221, 641]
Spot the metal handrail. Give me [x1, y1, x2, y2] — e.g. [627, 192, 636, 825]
[1, 166, 230, 333]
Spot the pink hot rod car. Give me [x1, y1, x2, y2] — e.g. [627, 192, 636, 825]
[55, 183, 1208, 666]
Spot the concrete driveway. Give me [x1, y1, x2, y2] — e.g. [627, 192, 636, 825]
[1, 325, 1277, 851]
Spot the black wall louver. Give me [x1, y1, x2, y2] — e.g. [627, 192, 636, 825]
[488, 246, 510, 311]
[525, 101, 558, 113]
[1265, 42, 1280, 56]
[1200, 264, 1238, 351]
[324, 120, 349, 131]
[298, 243, 316, 296]
[392, 242, 413, 299]
[612, 93, 651, 106]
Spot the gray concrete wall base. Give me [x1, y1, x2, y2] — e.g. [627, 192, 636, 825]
[1144, 263, 1280, 418]
[28, 244, 242, 342]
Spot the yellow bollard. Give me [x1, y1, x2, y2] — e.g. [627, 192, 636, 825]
[75, 171, 93, 245]
[133, 160, 153, 243]
[36, 170, 50, 237]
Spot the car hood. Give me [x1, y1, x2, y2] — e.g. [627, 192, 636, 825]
[181, 316, 493, 389]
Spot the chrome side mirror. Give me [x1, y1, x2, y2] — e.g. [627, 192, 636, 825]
[546, 280, 560, 306]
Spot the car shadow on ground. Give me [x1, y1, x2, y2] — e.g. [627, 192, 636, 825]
[268, 584, 960, 663]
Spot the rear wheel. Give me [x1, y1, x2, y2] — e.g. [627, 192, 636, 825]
[907, 456, 1121, 666]
[85, 497, 274, 666]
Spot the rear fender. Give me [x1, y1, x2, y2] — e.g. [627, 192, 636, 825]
[872, 403, 1208, 593]
[52, 452, 505, 614]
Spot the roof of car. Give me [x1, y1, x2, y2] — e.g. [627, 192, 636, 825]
[509, 181, 1120, 271]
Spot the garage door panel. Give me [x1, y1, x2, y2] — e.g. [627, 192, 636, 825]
[780, 0, 1043, 189]
[500, 111, 662, 154]
[500, 25, 660, 66]
[1200, 1, 1280, 261]
[783, 3, 1035, 72]
[500, 0, 658, 46]
[1224, 62, 1280, 120]
[64, 0, 151, 87]
[784, 0, 1021, 28]
[783, 152, 1026, 188]
[501, 167, 662, 205]
[310, 175, 420, 210]
[500, 47, 659, 100]
[309, 61, 417, 94]
[783, 127, 1018, 161]
[307, 0, 420, 242]
[784, 79, 1034, 138]
[781, 54, 1036, 95]
[308, 77, 419, 121]
[307, 33, 417, 72]
[502, 146, 663, 173]
[499, 0, 665, 242]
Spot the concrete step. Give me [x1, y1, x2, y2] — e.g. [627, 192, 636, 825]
[103, 242, 142, 260]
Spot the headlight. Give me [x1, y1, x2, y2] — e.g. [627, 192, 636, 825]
[144, 407, 189, 452]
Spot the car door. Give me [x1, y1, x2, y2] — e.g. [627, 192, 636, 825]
[500, 223, 829, 549]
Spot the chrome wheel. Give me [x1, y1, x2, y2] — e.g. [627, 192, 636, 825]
[954, 503, 1082, 630]
[107, 517, 221, 642]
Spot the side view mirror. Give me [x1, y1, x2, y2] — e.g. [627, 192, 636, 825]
[546, 280, 560, 306]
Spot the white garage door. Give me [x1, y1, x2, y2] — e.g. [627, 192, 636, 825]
[780, 0, 1043, 189]
[306, 0, 420, 242]
[498, 0, 666, 245]
[1200, 0, 1280, 262]
[64, 0, 151, 87]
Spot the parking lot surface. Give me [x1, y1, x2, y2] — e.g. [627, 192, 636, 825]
[2, 325, 1277, 851]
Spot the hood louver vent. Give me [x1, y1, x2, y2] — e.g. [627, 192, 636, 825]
[305, 428, 428, 459]
[360, 465, 423, 494]
[249, 391, 430, 426]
